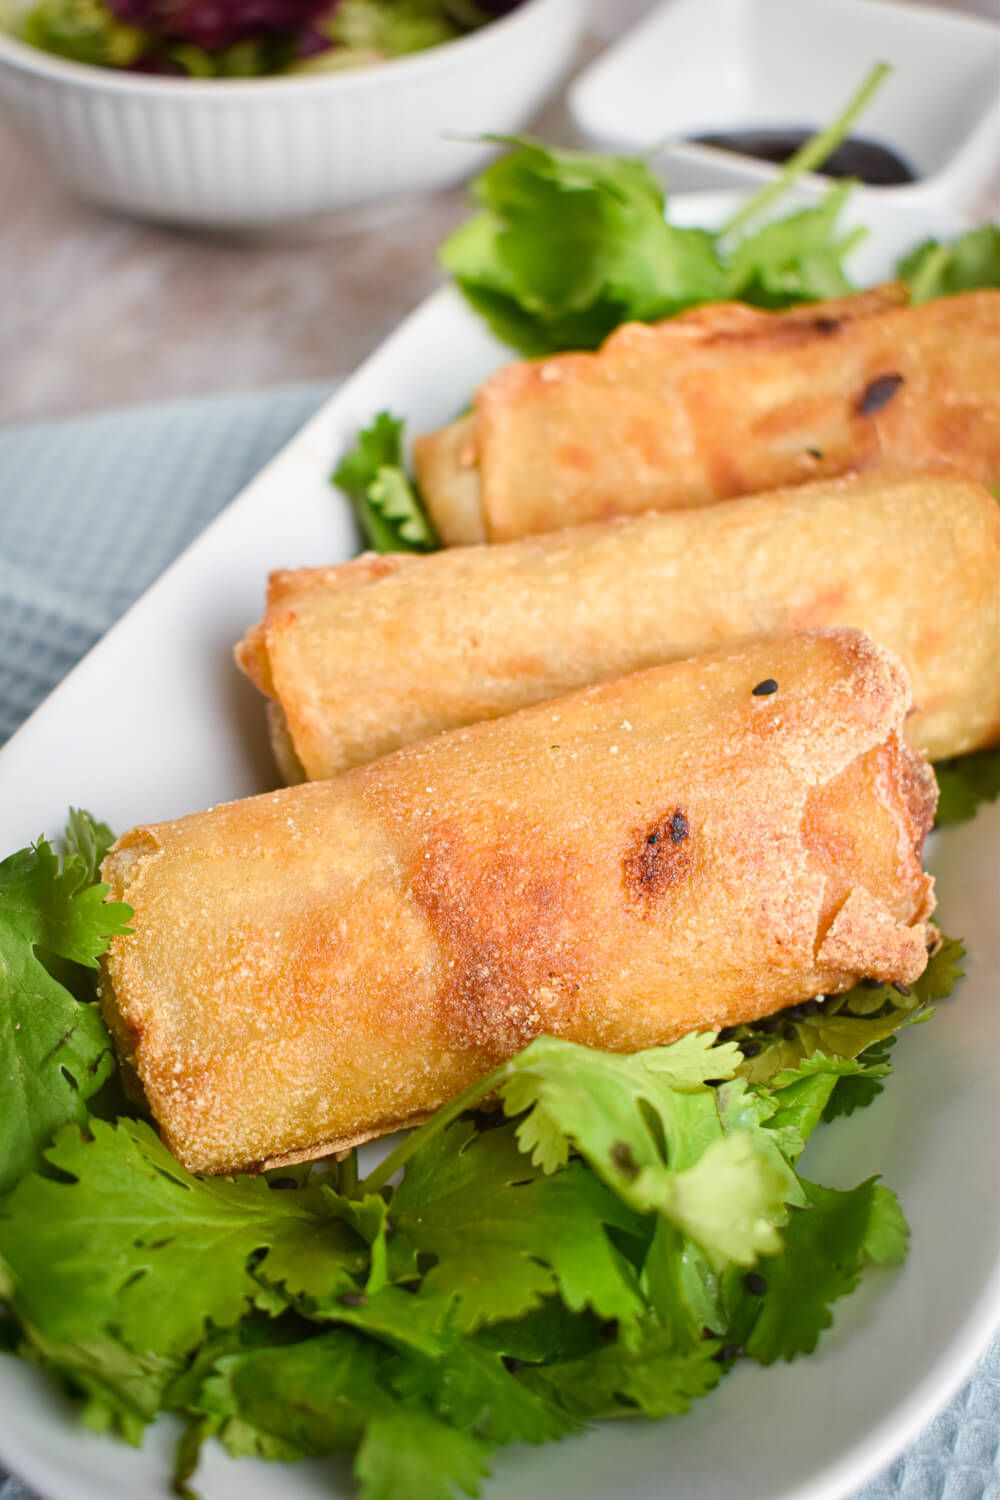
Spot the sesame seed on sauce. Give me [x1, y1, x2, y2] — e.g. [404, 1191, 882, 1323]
[857, 372, 903, 415]
[752, 678, 778, 697]
[892, 980, 912, 997]
[670, 811, 689, 844]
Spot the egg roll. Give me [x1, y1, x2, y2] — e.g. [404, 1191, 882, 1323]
[101, 629, 936, 1176]
[413, 287, 1000, 543]
[236, 471, 1000, 779]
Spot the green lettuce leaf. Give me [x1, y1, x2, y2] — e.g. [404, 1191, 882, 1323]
[16, 0, 144, 67]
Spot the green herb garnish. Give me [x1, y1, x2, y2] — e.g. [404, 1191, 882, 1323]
[332, 411, 438, 554]
[439, 65, 890, 356]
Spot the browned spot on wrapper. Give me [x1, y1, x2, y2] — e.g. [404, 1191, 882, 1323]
[623, 809, 693, 908]
[413, 820, 588, 1059]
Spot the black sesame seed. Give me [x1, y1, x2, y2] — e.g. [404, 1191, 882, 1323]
[670, 811, 689, 844]
[752, 678, 778, 697]
[647, 831, 660, 845]
[741, 1041, 762, 1058]
[713, 1344, 744, 1363]
[744, 1271, 768, 1296]
[857, 372, 903, 415]
[892, 980, 912, 997]
[339, 1291, 368, 1307]
[814, 316, 840, 335]
[806, 446, 824, 459]
[610, 1141, 639, 1179]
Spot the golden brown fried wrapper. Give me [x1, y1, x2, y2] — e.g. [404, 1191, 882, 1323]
[236, 470, 1000, 777]
[413, 287, 1000, 543]
[102, 630, 936, 1176]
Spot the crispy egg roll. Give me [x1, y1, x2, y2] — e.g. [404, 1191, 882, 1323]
[236, 471, 1000, 778]
[102, 630, 936, 1176]
[413, 288, 1000, 543]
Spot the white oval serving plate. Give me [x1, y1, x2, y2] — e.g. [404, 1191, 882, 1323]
[0, 188, 997, 1500]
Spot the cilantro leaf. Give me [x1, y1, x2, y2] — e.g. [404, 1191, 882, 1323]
[632, 1132, 789, 1268]
[355, 1410, 491, 1500]
[199, 1327, 394, 1460]
[820, 1039, 895, 1122]
[332, 412, 438, 554]
[390, 1119, 647, 1334]
[440, 70, 890, 355]
[899, 224, 1000, 303]
[723, 184, 859, 307]
[498, 1034, 790, 1265]
[732, 937, 964, 1089]
[934, 747, 1000, 827]
[724, 1178, 908, 1363]
[0, 831, 131, 1195]
[392, 1338, 580, 1446]
[196, 1328, 493, 1499]
[0, 1119, 368, 1360]
[523, 1317, 721, 1420]
[441, 139, 730, 355]
[499, 1031, 742, 1179]
[62, 808, 117, 886]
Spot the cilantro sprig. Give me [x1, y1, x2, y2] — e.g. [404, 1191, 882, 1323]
[439, 66, 890, 357]
[332, 411, 438, 555]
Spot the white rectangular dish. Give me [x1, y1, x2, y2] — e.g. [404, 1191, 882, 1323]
[568, 0, 1000, 211]
[1, 188, 999, 1500]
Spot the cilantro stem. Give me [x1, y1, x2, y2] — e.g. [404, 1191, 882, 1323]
[362, 1062, 512, 1195]
[335, 1148, 358, 1197]
[907, 242, 950, 305]
[721, 62, 891, 240]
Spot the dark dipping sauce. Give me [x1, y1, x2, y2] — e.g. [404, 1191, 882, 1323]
[690, 129, 916, 187]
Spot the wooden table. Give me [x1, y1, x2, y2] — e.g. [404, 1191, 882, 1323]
[1, 0, 995, 425]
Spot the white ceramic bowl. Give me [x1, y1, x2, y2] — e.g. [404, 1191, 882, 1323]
[569, 0, 1000, 213]
[0, 0, 582, 230]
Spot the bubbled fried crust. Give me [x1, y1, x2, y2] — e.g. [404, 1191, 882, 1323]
[101, 629, 935, 1177]
[234, 471, 1000, 780]
[414, 287, 1000, 543]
